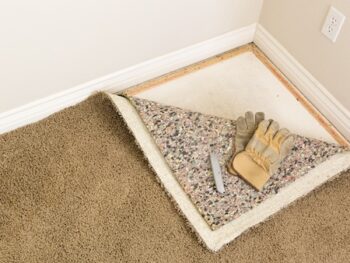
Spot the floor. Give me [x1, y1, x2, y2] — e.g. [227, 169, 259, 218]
[1, 43, 349, 261]
[1, 94, 349, 262]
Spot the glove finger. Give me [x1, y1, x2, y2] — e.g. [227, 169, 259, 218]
[255, 112, 265, 125]
[237, 116, 248, 130]
[256, 120, 270, 135]
[245, 111, 254, 129]
[280, 135, 295, 157]
[265, 120, 279, 140]
[273, 128, 290, 145]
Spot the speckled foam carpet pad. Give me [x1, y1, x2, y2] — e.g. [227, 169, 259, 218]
[129, 96, 346, 230]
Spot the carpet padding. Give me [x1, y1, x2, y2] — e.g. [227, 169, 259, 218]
[0, 93, 349, 262]
[129, 96, 345, 230]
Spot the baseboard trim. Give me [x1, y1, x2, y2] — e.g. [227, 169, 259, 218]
[0, 24, 256, 134]
[254, 24, 350, 141]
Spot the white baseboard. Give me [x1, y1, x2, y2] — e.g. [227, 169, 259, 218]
[254, 24, 350, 141]
[0, 24, 256, 134]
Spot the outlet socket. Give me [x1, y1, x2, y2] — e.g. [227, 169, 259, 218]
[321, 6, 346, 43]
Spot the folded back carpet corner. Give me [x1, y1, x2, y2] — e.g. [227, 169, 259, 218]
[0, 93, 350, 262]
[107, 93, 350, 251]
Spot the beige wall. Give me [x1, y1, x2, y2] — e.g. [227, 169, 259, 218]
[260, 0, 350, 110]
[0, 0, 262, 113]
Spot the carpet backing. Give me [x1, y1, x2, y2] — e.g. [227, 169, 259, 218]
[0, 93, 349, 262]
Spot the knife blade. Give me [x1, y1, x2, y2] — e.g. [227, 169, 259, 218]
[210, 152, 225, 194]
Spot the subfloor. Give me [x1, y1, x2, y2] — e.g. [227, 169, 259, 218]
[1, 94, 349, 262]
[129, 47, 341, 144]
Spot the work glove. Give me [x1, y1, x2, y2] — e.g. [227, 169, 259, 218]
[227, 111, 265, 175]
[232, 120, 294, 191]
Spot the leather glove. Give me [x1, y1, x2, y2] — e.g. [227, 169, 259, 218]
[232, 120, 294, 191]
[227, 111, 265, 175]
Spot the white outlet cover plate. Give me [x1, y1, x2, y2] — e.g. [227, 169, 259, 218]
[322, 6, 346, 42]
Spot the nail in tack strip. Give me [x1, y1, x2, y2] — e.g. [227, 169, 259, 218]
[210, 153, 225, 193]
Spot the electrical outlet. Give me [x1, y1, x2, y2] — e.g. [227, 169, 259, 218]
[321, 6, 346, 42]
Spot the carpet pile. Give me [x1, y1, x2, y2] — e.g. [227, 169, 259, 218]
[0, 93, 349, 262]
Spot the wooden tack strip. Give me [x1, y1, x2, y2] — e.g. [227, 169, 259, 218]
[251, 44, 349, 147]
[123, 44, 253, 96]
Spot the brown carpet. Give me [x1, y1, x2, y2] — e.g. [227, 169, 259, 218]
[0, 93, 349, 263]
